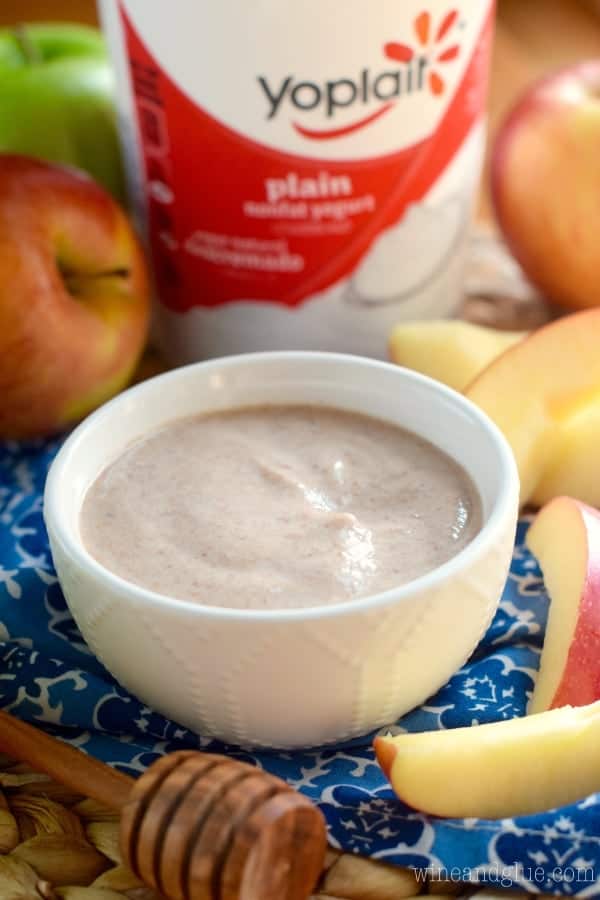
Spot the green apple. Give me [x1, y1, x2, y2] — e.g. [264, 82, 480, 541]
[0, 23, 125, 202]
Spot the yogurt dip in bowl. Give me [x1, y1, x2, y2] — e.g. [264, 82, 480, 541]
[44, 353, 519, 749]
[80, 405, 482, 611]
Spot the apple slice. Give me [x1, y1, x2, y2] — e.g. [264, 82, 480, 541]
[374, 700, 600, 818]
[388, 320, 526, 392]
[531, 405, 600, 508]
[465, 308, 600, 505]
[526, 497, 600, 713]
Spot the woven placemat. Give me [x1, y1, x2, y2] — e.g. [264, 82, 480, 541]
[0, 753, 510, 900]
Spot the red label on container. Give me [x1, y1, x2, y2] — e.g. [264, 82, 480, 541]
[120, 4, 493, 311]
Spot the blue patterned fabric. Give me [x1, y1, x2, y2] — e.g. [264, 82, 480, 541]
[1, 438, 599, 895]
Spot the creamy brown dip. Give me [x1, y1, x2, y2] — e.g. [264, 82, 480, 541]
[80, 405, 481, 609]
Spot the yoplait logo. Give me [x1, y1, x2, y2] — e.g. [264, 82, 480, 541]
[257, 9, 462, 141]
[385, 9, 461, 96]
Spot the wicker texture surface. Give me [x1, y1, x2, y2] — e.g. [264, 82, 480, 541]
[0, 753, 489, 900]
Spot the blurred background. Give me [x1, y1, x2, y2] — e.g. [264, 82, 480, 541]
[3, 0, 597, 220]
[2, 0, 600, 417]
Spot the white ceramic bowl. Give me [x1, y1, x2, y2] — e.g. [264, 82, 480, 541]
[44, 352, 519, 749]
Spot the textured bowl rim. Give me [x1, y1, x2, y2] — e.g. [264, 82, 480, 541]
[44, 351, 519, 623]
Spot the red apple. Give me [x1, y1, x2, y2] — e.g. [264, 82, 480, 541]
[0, 155, 149, 438]
[526, 496, 600, 713]
[492, 61, 600, 311]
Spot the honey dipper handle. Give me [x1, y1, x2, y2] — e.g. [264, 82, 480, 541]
[0, 708, 133, 809]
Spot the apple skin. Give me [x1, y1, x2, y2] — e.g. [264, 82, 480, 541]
[492, 61, 600, 311]
[0, 24, 124, 202]
[0, 155, 149, 439]
[527, 496, 600, 713]
[375, 700, 600, 818]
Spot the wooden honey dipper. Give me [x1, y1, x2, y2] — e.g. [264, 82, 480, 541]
[0, 708, 327, 900]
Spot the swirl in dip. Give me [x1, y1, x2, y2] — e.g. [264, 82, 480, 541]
[80, 405, 482, 609]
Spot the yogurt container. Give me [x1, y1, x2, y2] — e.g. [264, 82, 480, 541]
[99, 0, 495, 360]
